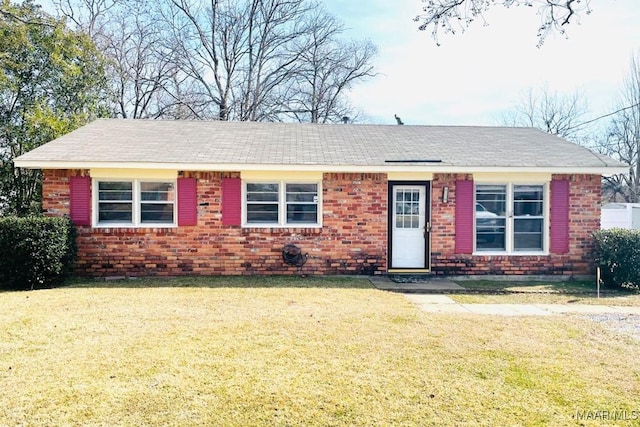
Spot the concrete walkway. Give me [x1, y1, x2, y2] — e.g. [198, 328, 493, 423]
[405, 294, 640, 316]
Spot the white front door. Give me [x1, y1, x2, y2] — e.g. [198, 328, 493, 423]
[390, 184, 428, 269]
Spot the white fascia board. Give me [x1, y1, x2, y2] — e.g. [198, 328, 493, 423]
[13, 160, 628, 175]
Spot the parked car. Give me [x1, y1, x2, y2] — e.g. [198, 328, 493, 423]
[476, 202, 499, 230]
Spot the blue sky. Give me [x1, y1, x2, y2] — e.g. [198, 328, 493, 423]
[322, 0, 640, 128]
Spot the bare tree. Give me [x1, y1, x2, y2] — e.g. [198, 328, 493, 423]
[163, 0, 240, 120]
[237, 0, 319, 121]
[598, 53, 640, 202]
[104, 4, 184, 119]
[52, 0, 118, 36]
[53, 0, 377, 123]
[54, 0, 186, 119]
[501, 84, 589, 142]
[166, 0, 322, 121]
[414, 0, 592, 46]
[273, 10, 377, 123]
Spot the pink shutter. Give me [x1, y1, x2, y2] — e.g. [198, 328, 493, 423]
[222, 177, 241, 226]
[455, 180, 474, 254]
[550, 179, 570, 254]
[177, 178, 197, 226]
[69, 176, 91, 226]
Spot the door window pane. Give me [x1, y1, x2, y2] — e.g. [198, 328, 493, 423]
[395, 188, 420, 229]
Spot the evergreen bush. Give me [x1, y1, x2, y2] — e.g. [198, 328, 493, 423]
[0, 216, 76, 290]
[593, 229, 640, 291]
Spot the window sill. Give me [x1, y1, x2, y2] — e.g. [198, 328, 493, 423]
[93, 223, 177, 229]
[242, 223, 322, 229]
[472, 251, 549, 256]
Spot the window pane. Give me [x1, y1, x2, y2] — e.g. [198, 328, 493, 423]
[141, 182, 175, 202]
[99, 182, 132, 191]
[247, 193, 279, 202]
[476, 185, 506, 215]
[285, 183, 318, 224]
[247, 204, 278, 223]
[514, 218, 543, 251]
[476, 185, 506, 251]
[247, 183, 279, 202]
[247, 183, 278, 192]
[514, 185, 544, 216]
[476, 218, 506, 251]
[286, 204, 317, 223]
[286, 193, 318, 202]
[98, 202, 132, 223]
[98, 181, 132, 201]
[141, 204, 174, 223]
[286, 184, 318, 202]
[286, 183, 317, 193]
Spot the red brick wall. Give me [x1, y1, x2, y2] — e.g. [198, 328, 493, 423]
[42, 170, 600, 277]
[42, 170, 387, 276]
[41, 169, 89, 217]
[430, 173, 601, 276]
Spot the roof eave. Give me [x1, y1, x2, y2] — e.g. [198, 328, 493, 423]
[13, 160, 629, 175]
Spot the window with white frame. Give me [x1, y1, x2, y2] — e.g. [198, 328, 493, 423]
[245, 182, 320, 226]
[96, 180, 176, 226]
[475, 184, 545, 253]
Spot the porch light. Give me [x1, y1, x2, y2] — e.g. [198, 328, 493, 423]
[442, 186, 449, 203]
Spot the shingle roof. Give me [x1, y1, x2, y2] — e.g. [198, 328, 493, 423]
[14, 119, 626, 173]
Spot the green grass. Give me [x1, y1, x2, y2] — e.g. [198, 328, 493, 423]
[1, 276, 639, 426]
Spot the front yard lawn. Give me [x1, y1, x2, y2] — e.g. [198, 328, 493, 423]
[452, 279, 640, 305]
[1, 276, 639, 426]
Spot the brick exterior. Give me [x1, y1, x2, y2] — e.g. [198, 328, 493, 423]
[430, 173, 601, 276]
[42, 170, 388, 277]
[42, 170, 601, 277]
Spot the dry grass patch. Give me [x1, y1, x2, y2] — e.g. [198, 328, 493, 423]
[452, 292, 640, 305]
[1, 276, 639, 426]
[452, 280, 640, 306]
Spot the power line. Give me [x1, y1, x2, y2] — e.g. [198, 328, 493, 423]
[566, 101, 640, 131]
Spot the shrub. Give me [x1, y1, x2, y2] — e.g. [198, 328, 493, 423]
[0, 216, 76, 291]
[593, 229, 640, 291]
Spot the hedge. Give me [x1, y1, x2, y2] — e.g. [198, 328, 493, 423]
[0, 216, 76, 291]
[593, 228, 640, 291]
